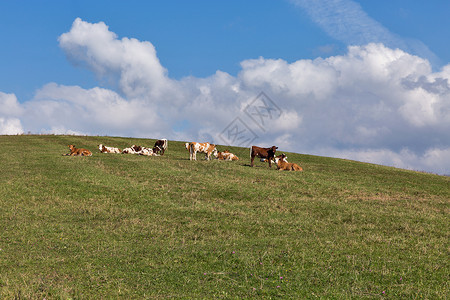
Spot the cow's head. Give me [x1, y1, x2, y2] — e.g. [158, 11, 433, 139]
[153, 145, 161, 153]
[212, 148, 218, 157]
[274, 154, 287, 164]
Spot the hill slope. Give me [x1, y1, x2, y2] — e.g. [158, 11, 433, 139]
[0, 135, 448, 298]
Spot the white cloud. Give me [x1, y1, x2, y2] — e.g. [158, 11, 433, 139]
[0, 118, 23, 135]
[325, 147, 450, 175]
[2, 19, 449, 175]
[21, 83, 167, 137]
[58, 18, 174, 99]
[0, 92, 24, 116]
[0, 92, 24, 135]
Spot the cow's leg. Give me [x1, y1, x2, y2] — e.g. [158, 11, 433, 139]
[250, 155, 255, 167]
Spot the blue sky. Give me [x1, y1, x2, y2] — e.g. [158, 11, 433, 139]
[1, 0, 449, 174]
[2, 0, 448, 99]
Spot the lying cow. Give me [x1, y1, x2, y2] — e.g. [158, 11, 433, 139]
[187, 142, 216, 160]
[214, 150, 239, 161]
[64, 144, 92, 156]
[122, 145, 140, 154]
[98, 144, 121, 154]
[138, 147, 159, 156]
[276, 154, 303, 171]
[122, 147, 136, 154]
[261, 154, 288, 164]
[153, 139, 168, 155]
[122, 145, 159, 156]
[250, 145, 278, 168]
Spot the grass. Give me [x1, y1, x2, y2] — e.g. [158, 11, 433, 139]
[0, 135, 448, 298]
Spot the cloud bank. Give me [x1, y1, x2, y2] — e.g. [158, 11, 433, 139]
[1, 18, 449, 175]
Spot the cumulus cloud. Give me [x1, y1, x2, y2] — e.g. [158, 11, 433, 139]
[0, 92, 24, 134]
[0, 118, 23, 135]
[0, 92, 24, 116]
[2, 18, 449, 175]
[59, 18, 174, 99]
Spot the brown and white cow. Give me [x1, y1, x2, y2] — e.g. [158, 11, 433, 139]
[276, 154, 303, 171]
[261, 154, 288, 164]
[214, 150, 239, 161]
[187, 142, 216, 160]
[250, 145, 278, 168]
[98, 144, 121, 154]
[122, 147, 136, 154]
[122, 145, 140, 154]
[122, 145, 159, 156]
[152, 139, 168, 155]
[138, 147, 159, 156]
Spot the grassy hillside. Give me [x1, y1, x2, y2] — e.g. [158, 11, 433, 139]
[0, 135, 448, 298]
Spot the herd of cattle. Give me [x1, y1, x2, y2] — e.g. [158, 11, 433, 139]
[64, 139, 303, 171]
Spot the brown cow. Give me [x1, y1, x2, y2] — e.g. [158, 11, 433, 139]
[64, 144, 92, 156]
[250, 145, 278, 168]
[276, 154, 303, 171]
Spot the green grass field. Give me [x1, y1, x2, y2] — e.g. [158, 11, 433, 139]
[0, 135, 448, 298]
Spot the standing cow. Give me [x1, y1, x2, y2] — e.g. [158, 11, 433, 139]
[250, 145, 278, 168]
[153, 139, 168, 155]
[187, 142, 216, 161]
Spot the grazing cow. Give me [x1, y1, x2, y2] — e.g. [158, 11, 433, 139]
[188, 142, 216, 161]
[98, 144, 121, 154]
[250, 145, 278, 168]
[153, 139, 168, 155]
[214, 150, 239, 161]
[261, 154, 288, 164]
[276, 154, 303, 171]
[64, 144, 92, 156]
